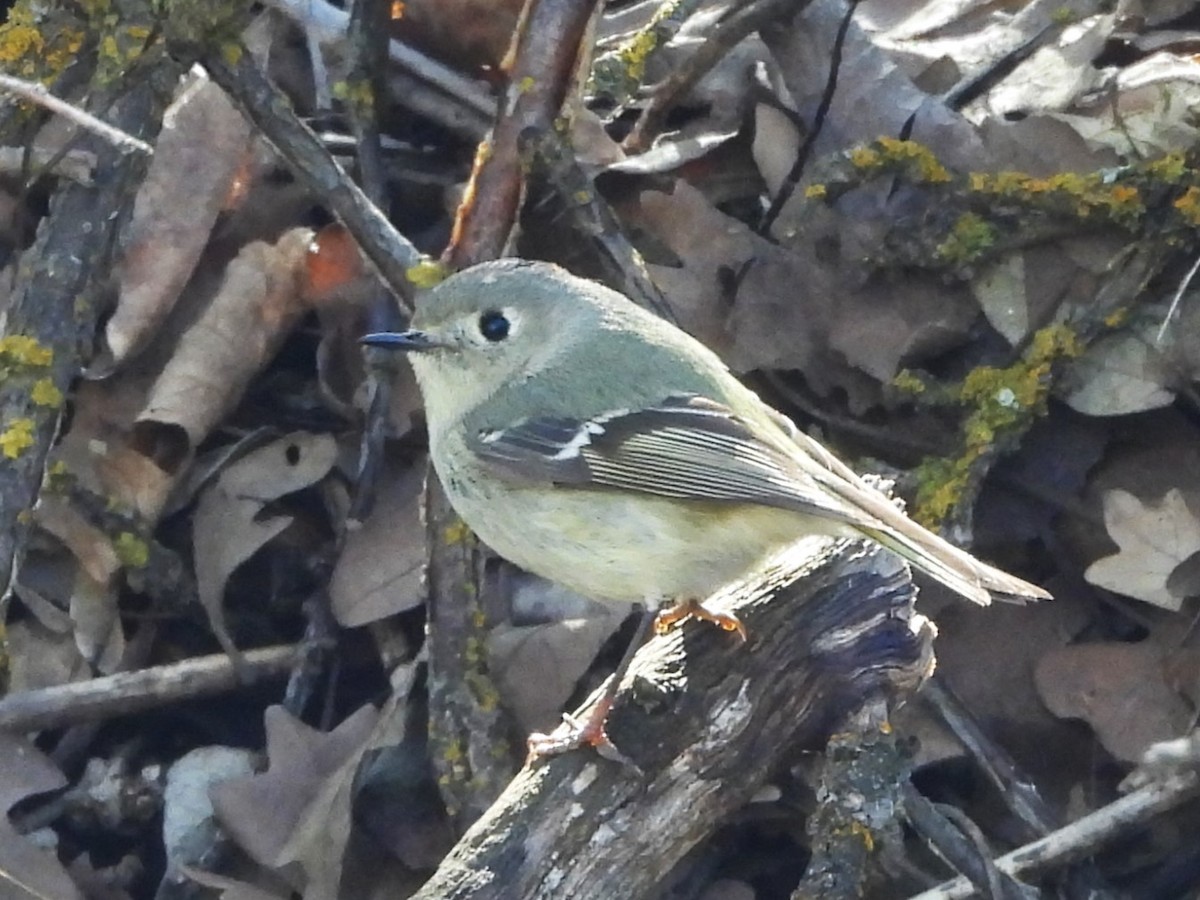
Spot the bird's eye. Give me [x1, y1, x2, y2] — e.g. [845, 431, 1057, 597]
[479, 310, 510, 342]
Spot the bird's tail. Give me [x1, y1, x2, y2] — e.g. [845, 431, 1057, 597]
[859, 518, 1050, 605]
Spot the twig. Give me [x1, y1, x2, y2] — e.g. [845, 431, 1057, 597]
[519, 126, 678, 324]
[921, 677, 1058, 839]
[345, 0, 403, 524]
[444, 0, 602, 266]
[902, 784, 1036, 900]
[195, 42, 420, 311]
[757, 0, 857, 235]
[0, 73, 154, 155]
[623, 0, 813, 153]
[0, 74, 169, 600]
[1156, 250, 1200, 344]
[413, 539, 934, 900]
[0, 645, 306, 732]
[906, 771, 1200, 900]
[264, 0, 495, 136]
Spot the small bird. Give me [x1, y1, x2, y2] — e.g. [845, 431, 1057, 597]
[363, 259, 1050, 754]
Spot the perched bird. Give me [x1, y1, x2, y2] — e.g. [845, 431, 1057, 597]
[363, 259, 1049, 753]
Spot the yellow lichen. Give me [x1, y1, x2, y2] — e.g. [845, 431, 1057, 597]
[442, 518, 473, 545]
[804, 183, 828, 200]
[849, 146, 881, 170]
[333, 78, 375, 118]
[935, 213, 995, 265]
[1146, 152, 1187, 183]
[913, 324, 1081, 527]
[875, 137, 951, 183]
[0, 418, 35, 459]
[30, 378, 63, 408]
[407, 259, 449, 288]
[113, 532, 149, 568]
[1174, 186, 1200, 226]
[891, 369, 926, 394]
[0, 335, 53, 367]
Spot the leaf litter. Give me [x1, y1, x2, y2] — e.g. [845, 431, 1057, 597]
[4, 0, 1200, 897]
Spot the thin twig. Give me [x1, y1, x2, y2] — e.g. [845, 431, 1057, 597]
[264, 0, 495, 131]
[0, 645, 306, 732]
[196, 42, 419, 311]
[757, 0, 858, 235]
[1156, 250, 1200, 344]
[623, 0, 813, 153]
[906, 772, 1200, 900]
[0, 73, 153, 155]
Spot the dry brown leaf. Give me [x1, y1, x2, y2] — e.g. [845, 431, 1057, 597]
[971, 254, 1027, 344]
[1049, 52, 1200, 155]
[1061, 312, 1176, 416]
[975, 15, 1114, 120]
[1084, 488, 1200, 611]
[211, 705, 378, 895]
[180, 868, 290, 900]
[626, 180, 977, 410]
[488, 612, 626, 736]
[330, 458, 426, 627]
[1035, 641, 1193, 762]
[929, 590, 1093, 781]
[69, 568, 125, 674]
[34, 495, 121, 586]
[4, 618, 90, 693]
[208, 683, 425, 900]
[0, 732, 84, 900]
[388, 0, 523, 71]
[193, 432, 338, 660]
[107, 72, 256, 366]
[31, 497, 126, 672]
[138, 227, 315, 453]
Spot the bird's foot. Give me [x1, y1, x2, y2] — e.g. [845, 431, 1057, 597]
[653, 597, 747, 641]
[526, 694, 637, 767]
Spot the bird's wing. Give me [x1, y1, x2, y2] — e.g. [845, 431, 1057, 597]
[469, 394, 871, 528]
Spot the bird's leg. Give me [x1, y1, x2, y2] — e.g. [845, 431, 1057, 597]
[654, 597, 747, 641]
[526, 607, 657, 763]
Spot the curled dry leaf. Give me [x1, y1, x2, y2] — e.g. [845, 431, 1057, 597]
[107, 72, 256, 366]
[1084, 488, 1200, 611]
[1035, 641, 1193, 763]
[193, 432, 338, 662]
[330, 457, 426, 628]
[138, 227, 316, 453]
[487, 612, 626, 736]
[0, 732, 83, 900]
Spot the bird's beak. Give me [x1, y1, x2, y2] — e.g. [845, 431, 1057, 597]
[360, 330, 446, 352]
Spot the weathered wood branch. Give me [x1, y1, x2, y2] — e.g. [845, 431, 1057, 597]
[412, 536, 935, 900]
